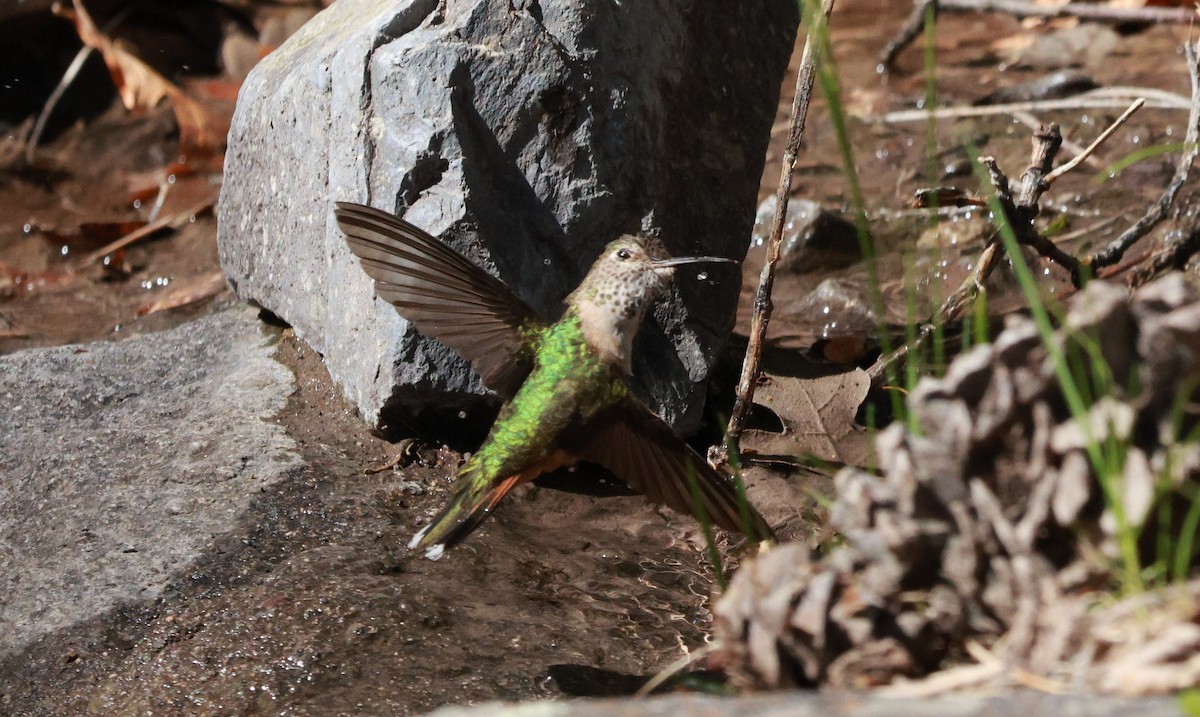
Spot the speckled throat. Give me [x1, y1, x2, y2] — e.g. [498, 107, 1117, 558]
[566, 235, 735, 374]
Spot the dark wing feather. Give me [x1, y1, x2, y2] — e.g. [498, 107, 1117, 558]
[334, 202, 542, 398]
[569, 398, 775, 541]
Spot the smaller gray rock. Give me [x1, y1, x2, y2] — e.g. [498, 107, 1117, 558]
[420, 692, 1185, 717]
[0, 306, 301, 656]
[753, 195, 863, 273]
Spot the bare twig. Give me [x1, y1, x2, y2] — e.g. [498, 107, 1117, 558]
[871, 94, 1149, 386]
[937, 0, 1197, 24]
[880, 0, 935, 71]
[634, 643, 718, 697]
[1045, 99, 1144, 184]
[27, 6, 132, 163]
[1088, 42, 1200, 272]
[716, 0, 836, 467]
[882, 0, 1199, 68]
[882, 91, 1185, 124]
[27, 46, 95, 163]
[981, 156, 1012, 203]
[1013, 110, 1091, 166]
[1015, 124, 1060, 205]
[1128, 207, 1200, 288]
[77, 196, 215, 266]
[870, 127, 1068, 386]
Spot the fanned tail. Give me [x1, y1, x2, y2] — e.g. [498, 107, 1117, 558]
[408, 474, 523, 560]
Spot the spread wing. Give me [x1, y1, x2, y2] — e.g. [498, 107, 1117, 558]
[334, 201, 543, 398]
[568, 398, 775, 541]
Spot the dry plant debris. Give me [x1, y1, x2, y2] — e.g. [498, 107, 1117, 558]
[714, 272, 1200, 695]
[55, 0, 228, 153]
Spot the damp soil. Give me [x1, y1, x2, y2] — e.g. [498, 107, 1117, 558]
[3, 0, 1199, 713]
[0, 328, 749, 714]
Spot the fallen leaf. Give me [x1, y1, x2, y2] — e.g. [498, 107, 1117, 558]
[742, 370, 871, 466]
[136, 271, 227, 316]
[36, 220, 147, 258]
[0, 262, 79, 296]
[58, 0, 225, 152]
[78, 195, 216, 266]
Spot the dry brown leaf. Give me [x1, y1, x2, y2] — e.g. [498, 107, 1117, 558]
[59, 0, 225, 151]
[742, 370, 871, 466]
[136, 271, 227, 317]
[0, 262, 79, 296]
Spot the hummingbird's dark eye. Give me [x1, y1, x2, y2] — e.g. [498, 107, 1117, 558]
[616, 248, 632, 260]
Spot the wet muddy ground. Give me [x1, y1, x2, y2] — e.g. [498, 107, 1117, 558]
[2, 326, 749, 714]
[3, 0, 1199, 712]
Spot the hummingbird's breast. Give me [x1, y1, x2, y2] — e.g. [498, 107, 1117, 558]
[465, 314, 625, 482]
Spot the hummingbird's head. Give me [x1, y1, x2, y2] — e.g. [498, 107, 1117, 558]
[568, 235, 735, 372]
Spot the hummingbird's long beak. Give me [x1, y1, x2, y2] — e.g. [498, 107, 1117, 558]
[650, 256, 739, 268]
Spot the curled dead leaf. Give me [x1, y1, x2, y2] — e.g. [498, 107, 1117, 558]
[56, 0, 226, 152]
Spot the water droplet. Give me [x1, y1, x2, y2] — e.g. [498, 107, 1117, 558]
[457, 410, 467, 419]
[543, 258, 551, 266]
[60, 245, 68, 256]
[696, 271, 708, 281]
[132, 199, 141, 209]
[167, 174, 176, 185]
[22, 223, 31, 235]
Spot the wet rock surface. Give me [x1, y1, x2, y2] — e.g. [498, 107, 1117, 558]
[218, 0, 797, 431]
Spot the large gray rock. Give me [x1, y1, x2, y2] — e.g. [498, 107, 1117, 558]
[218, 0, 797, 430]
[0, 306, 300, 655]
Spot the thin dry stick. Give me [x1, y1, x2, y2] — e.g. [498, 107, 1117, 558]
[26, 7, 132, 162]
[870, 94, 1142, 385]
[869, 112, 1124, 387]
[880, 0, 933, 71]
[1088, 41, 1200, 271]
[1129, 212, 1200, 287]
[717, 0, 835, 466]
[883, 93, 1183, 124]
[26, 46, 94, 163]
[1045, 99, 1144, 184]
[1013, 111, 1090, 166]
[939, 0, 1197, 23]
[881, 0, 1199, 68]
[633, 643, 718, 697]
[77, 196, 215, 266]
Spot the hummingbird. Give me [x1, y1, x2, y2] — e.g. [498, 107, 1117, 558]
[334, 202, 775, 560]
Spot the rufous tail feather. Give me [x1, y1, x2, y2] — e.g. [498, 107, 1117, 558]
[408, 474, 523, 560]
